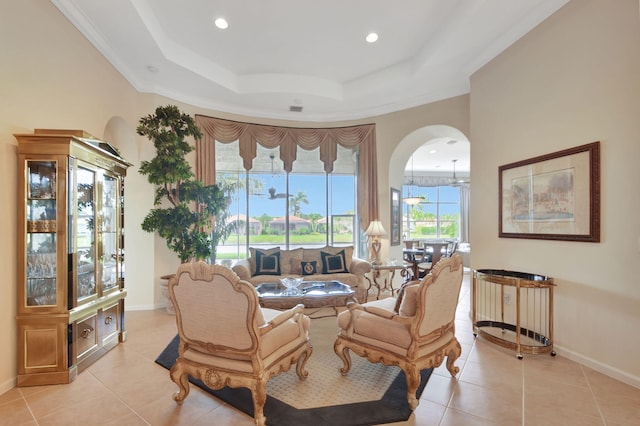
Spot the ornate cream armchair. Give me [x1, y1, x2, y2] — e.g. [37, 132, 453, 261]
[334, 255, 464, 409]
[168, 262, 313, 426]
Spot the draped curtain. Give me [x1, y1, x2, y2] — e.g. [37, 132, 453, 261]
[194, 115, 378, 230]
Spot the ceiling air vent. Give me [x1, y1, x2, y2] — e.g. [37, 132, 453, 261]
[289, 105, 303, 112]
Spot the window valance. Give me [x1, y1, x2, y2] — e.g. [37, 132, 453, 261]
[194, 115, 378, 230]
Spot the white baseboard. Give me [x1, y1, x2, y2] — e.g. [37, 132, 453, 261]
[125, 303, 164, 311]
[554, 344, 640, 389]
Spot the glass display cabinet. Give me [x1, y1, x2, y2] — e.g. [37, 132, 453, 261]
[16, 129, 131, 386]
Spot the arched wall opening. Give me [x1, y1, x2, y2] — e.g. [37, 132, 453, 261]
[387, 124, 470, 263]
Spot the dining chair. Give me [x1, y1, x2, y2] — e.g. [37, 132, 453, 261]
[416, 242, 448, 278]
[446, 240, 459, 257]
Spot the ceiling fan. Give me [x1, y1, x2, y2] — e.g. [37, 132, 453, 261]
[267, 186, 289, 200]
[264, 153, 290, 200]
[449, 159, 470, 186]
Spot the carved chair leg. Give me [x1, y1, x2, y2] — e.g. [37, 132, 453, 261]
[169, 361, 190, 404]
[403, 365, 420, 410]
[445, 339, 462, 377]
[251, 381, 267, 426]
[296, 343, 313, 380]
[333, 338, 352, 375]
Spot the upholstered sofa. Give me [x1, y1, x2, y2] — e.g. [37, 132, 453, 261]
[232, 246, 372, 302]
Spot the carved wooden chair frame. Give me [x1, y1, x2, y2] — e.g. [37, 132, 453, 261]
[334, 255, 463, 409]
[168, 262, 313, 426]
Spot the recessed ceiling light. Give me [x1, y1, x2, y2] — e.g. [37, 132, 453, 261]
[365, 32, 378, 43]
[214, 17, 228, 29]
[429, 150, 437, 154]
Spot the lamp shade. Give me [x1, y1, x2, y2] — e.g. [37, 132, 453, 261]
[365, 220, 387, 237]
[403, 196, 424, 205]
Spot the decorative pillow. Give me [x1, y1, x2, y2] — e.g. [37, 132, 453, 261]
[393, 281, 411, 313]
[254, 250, 281, 276]
[320, 245, 354, 270]
[302, 248, 322, 266]
[279, 247, 302, 274]
[394, 281, 413, 312]
[399, 283, 421, 317]
[249, 247, 279, 275]
[300, 260, 317, 276]
[289, 256, 303, 274]
[320, 250, 349, 274]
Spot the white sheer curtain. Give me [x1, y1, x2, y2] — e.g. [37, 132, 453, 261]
[459, 183, 470, 243]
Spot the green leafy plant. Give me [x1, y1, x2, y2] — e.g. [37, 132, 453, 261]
[137, 105, 228, 263]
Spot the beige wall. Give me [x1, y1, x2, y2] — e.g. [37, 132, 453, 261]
[0, 1, 148, 392]
[470, 0, 640, 385]
[0, 0, 637, 395]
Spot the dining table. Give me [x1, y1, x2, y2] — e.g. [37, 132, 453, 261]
[402, 242, 450, 279]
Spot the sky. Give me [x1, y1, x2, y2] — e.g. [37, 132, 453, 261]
[227, 174, 356, 219]
[226, 174, 461, 219]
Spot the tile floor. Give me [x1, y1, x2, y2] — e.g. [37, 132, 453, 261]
[1, 273, 639, 425]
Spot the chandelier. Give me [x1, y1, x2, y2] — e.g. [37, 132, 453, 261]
[404, 155, 424, 205]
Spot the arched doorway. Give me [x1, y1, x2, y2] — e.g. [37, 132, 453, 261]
[388, 125, 470, 260]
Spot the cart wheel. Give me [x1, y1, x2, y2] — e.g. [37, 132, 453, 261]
[551, 351, 556, 356]
[517, 353, 523, 360]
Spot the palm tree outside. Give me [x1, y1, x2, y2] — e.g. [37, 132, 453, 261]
[289, 191, 309, 216]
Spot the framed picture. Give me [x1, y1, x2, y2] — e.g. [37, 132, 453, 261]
[390, 188, 401, 246]
[499, 141, 600, 242]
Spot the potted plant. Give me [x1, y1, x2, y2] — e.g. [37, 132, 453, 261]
[137, 105, 229, 263]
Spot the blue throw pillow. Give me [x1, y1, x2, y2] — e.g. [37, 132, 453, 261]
[254, 250, 281, 275]
[300, 260, 317, 276]
[320, 250, 349, 274]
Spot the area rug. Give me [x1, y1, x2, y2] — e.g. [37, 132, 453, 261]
[155, 316, 432, 426]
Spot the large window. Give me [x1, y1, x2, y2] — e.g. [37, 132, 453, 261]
[215, 141, 358, 265]
[403, 185, 460, 240]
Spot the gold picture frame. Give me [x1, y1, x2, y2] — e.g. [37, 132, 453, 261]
[499, 141, 600, 242]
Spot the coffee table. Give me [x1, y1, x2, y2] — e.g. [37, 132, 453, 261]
[255, 280, 356, 315]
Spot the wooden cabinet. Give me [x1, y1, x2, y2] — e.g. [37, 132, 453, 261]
[15, 129, 131, 386]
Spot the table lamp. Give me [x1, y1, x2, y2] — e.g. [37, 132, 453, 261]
[365, 220, 387, 265]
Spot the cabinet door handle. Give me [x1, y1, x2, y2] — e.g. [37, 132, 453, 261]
[81, 327, 94, 339]
[104, 316, 113, 325]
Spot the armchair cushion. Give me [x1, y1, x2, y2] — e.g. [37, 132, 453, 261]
[259, 307, 310, 359]
[393, 280, 419, 313]
[337, 301, 411, 350]
[398, 283, 420, 317]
